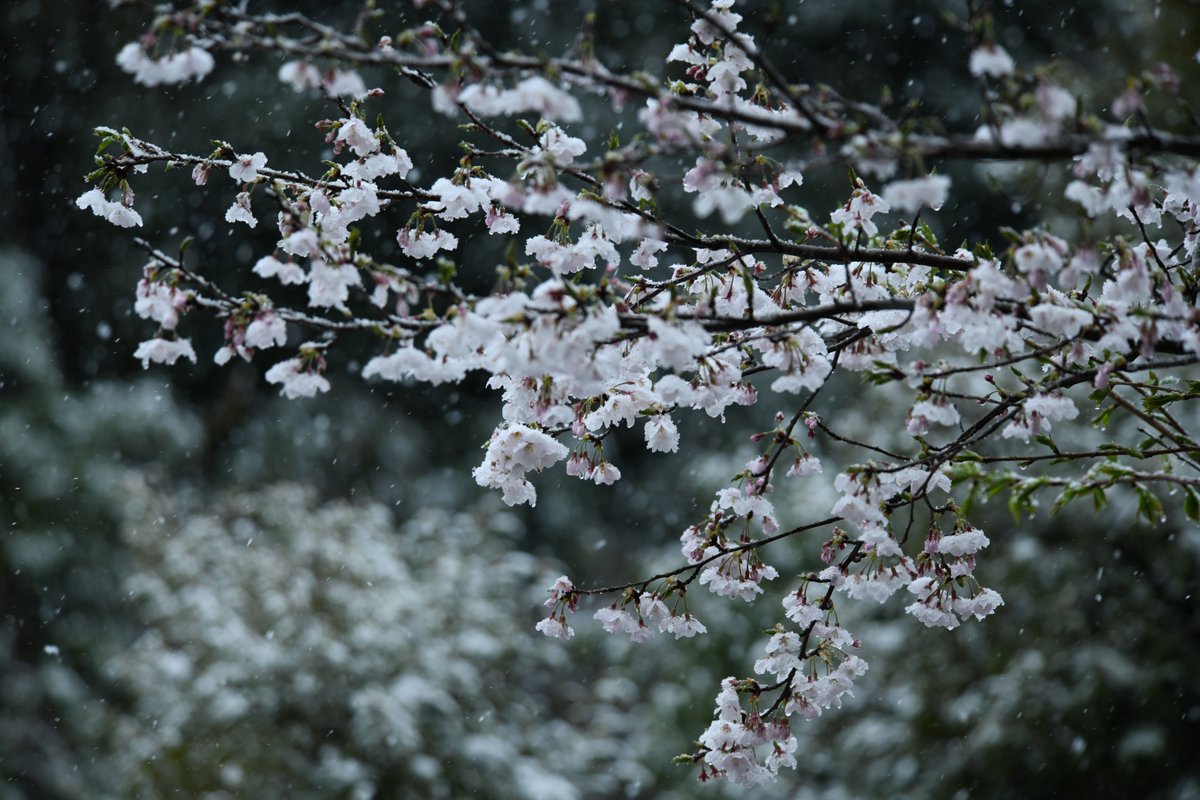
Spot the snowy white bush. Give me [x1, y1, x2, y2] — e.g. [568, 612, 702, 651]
[104, 478, 654, 799]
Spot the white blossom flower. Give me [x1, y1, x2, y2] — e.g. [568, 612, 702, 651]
[593, 606, 638, 635]
[307, 262, 362, 310]
[936, 527, 991, 557]
[398, 228, 459, 260]
[335, 117, 379, 157]
[630, 237, 669, 269]
[472, 424, 569, 507]
[1025, 393, 1079, 422]
[534, 616, 574, 640]
[664, 613, 707, 638]
[229, 152, 267, 183]
[592, 462, 621, 485]
[342, 149, 413, 182]
[116, 43, 215, 86]
[280, 229, 321, 259]
[969, 44, 1015, 78]
[1014, 240, 1065, 283]
[134, 337, 197, 368]
[786, 455, 822, 478]
[425, 177, 492, 220]
[1037, 83, 1077, 122]
[843, 571, 909, 603]
[264, 357, 331, 399]
[830, 184, 890, 237]
[906, 399, 961, 436]
[244, 313, 287, 350]
[455, 76, 582, 123]
[324, 69, 367, 98]
[277, 60, 321, 92]
[76, 188, 143, 228]
[882, 175, 951, 214]
[1029, 299, 1093, 338]
[224, 192, 257, 227]
[134, 275, 186, 329]
[644, 415, 680, 453]
[253, 255, 308, 285]
[953, 588, 1005, 620]
[905, 599, 961, 629]
[485, 205, 520, 234]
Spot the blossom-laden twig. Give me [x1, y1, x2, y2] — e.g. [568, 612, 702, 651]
[83, 0, 1200, 787]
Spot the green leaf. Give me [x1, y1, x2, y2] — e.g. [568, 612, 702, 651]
[1095, 400, 1117, 428]
[1033, 433, 1060, 454]
[1008, 492, 1024, 523]
[1141, 394, 1177, 412]
[1136, 487, 1163, 524]
[1185, 489, 1200, 523]
[961, 487, 977, 517]
[945, 463, 982, 483]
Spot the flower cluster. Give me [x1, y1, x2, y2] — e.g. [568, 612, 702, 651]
[76, 188, 142, 228]
[116, 42, 214, 86]
[472, 424, 570, 507]
[696, 678, 798, 785]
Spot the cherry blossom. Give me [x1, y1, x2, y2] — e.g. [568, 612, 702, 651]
[882, 175, 951, 214]
[229, 152, 267, 183]
[453, 76, 582, 123]
[644, 415, 681, 453]
[334, 118, 379, 157]
[244, 312, 288, 351]
[253, 255, 308, 285]
[265, 354, 331, 399]
[116, 42, 215, 86]
[133, 337, 197, 368]
[79, 0, 1200, 787]
[969, 44, 1016, 78]
[224, 192, 256, 228]
[76, 189, 143, 228]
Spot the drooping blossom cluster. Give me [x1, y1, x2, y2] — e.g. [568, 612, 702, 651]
[80, 0, 1200, 787]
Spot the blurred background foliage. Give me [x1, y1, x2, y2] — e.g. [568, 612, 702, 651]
[1, 0, 1199, 798]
